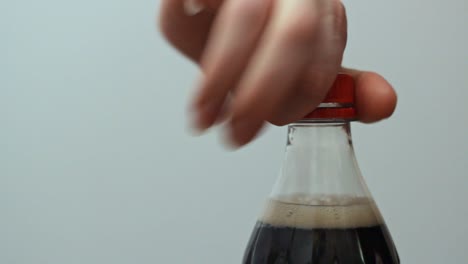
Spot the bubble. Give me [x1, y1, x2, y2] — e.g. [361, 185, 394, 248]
[260, 195, 382, 229]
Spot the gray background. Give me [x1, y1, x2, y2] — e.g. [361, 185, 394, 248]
[1, 0, 467, 263]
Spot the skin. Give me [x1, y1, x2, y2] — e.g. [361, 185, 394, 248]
[159, 0, 397, 148]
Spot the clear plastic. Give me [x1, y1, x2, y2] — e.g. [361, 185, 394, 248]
[243, 121, 400, 264]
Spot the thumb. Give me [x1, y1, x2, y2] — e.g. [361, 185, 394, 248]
[341, 68, 398, 123]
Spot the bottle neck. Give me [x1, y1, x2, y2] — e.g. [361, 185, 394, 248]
[271, 121, 370, 203]
[287, 120, 353, 148]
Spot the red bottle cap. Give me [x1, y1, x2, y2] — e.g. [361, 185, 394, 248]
[304, 73, 356, 120]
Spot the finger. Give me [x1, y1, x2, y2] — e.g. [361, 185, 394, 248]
[341, 68, 398, 123]
[191, 0, 271, 131]
[268, 70, 339, 126]
[159, 0, 224, 62]
[268, 0, 348, 126]
[227, 0, 321, 147]
[269, 69, 397, 126]
[185, 0, 224, 11]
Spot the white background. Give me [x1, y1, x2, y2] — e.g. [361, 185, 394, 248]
[1, 0, 467, 263]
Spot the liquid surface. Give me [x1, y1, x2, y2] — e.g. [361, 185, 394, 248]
[243, 198, 399, 264]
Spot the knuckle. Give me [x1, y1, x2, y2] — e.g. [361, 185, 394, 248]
[326, 0, 348, 37]
[330, 0, 344, 15]
[280, 14, 317, 43]
[333, 1, 348, 35]
[158, 1, 181, 44]
[228, 0, 267, 22]
[298, 71, 334, 100]
[158, 2, 170, 38]
[311, 0, 347, 43]
[319, 0, 344, 17]
[159, 21, 173, 44]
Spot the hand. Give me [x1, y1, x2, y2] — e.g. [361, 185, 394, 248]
[159, 0, 397, 147]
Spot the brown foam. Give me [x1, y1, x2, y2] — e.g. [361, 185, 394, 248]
[259, 195, 383, 229]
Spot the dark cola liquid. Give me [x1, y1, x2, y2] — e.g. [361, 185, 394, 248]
[243, 198, 399, 264]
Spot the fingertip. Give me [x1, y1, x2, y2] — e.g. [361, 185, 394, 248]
[355, 72, 397, 123]
[226, 118, 264, 148]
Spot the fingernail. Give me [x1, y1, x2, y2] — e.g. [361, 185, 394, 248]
[226, 119, 255, 148]
[183, 0, 205, 16]
[191, 102, 218, 133]
[222, 131, 239, 151]
[188, 111, 204, 136]
[222, 125, 239, 150]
